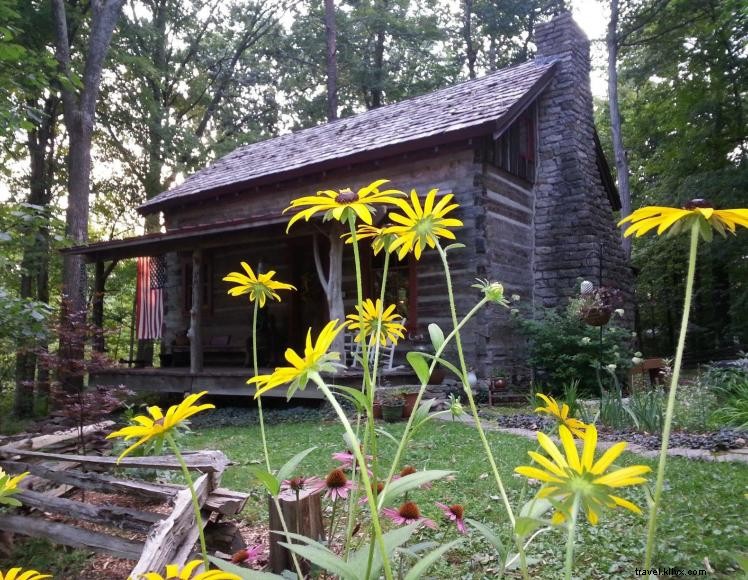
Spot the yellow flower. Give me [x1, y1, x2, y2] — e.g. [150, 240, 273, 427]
[515, 425, 651, 525]
[383, 188, 463, 259]
[222, 262, 296, 307]
[131, 559, 240, 580]
[0, 469, 29, 507]
[107, 392, 215, 462]
[0, 568, 51, 580]
[344, 224, 399, 256]
[346, 299, 407, 347]
[618, 200, 748, 240]
[535, 393, 588, 438]
[248, 320, 345, 398]
[284, 179, 405, 230]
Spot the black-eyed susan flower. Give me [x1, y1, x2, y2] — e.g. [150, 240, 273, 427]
[133, 559, 240, 580]
[472, 278, 510, 306]
[222, 262, 296, 307]
[247, 320, 345, 398]
[0, 568, 51, 580]
[535, 393, 588, 439]
[107, 392, 214, 462]
[382, 501, 437, 529]
[284, 179, 405, 230]
[344, 224, 399, 255]
[515, 425, 650, 525]
[346, 298, 406, 347]
[0, 469, 29, 507]
[384, 188, 463, 260]
[618, 199, 748, 240]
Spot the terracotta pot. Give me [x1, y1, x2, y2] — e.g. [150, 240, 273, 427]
[382, 403, 403, 422]
[492, 378, 507, 390]
[373, 401, 383, 419]
[428, 368, 446, 385]
[402, 392, 418, 418]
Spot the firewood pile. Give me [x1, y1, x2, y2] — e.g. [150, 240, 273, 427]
[0, 421, 249, 577]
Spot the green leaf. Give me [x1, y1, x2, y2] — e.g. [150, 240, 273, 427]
[513, 516, 545, 540]
[276, 446, 318, 487]
[428, 323, 444, 351]
[403, 538, 463, 580]
[406, 351, 431, 385]
[381, 470, 453, 504]
[279, 540, 359, 580]
[466, 518, 504, 552]
[249, 467, 280, 496]
[519, 497, 552, 519]
[375, 426, 399, 444]
[443, 243, 466, 253]
[417, 352, 461, 379]
[333, 385, 369, 413]
[410, 399, 437, 434]
[349, 522, 417, 578]
[208, 556, 285, 579]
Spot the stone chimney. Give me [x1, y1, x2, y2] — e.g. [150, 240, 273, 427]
[531, 11, 633, 308]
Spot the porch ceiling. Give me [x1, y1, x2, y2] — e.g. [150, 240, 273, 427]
[60, 213, 288, 262]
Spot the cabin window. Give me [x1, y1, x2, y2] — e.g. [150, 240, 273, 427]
[487, 104, 536, 182]
[182, 258, 212, 313]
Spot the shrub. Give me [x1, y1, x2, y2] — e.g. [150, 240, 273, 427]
[706, 361, 748, 429]
[513, 303, 634, 395]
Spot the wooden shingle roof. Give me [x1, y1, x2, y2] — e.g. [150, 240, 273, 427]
[139, 58, 557, 214]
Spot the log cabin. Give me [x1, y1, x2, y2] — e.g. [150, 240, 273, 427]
[63, 12, 632, 398]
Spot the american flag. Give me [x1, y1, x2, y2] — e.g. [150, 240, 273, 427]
[136, 256, 165, 340]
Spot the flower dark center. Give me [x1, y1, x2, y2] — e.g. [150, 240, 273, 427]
[400, 465, 417, 477]
[449, 504, 464, 519]
[399, 501, 421, 520]
[326, 468, 348, 488]
[288, 477, 304, 491]
[231, 548, 249, 563]
[335, 188, 359, 204]
[684, 198, 714, 210]
[372, 481, 384, 494]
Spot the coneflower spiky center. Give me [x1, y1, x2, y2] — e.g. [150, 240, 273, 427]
[335, 188, 358, 204]
[288, 477, 304, 491]
[400, 465, 417, 477]
[326, 468, 348, 488]
[398, 501, 421, 520]
[449, 504, 464, 519]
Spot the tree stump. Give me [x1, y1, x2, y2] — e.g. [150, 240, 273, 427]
[268, 489, 325, 575]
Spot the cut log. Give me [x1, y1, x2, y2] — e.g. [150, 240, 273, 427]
[0, 460, 180, 501]
[268, 490, 325, 575]
[205, 487, 250, 516]
[16, 489, 162, 533]
[27, 421, 115, 450]
[0, 448, 230, 473]
[0, 514, 143, 559]
[130, 474, 210, 577]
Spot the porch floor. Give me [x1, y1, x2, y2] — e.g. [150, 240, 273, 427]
[91, 365, 415, 398]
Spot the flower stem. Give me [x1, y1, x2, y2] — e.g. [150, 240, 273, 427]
[563, 495, 580, 580]
[252, 299, 272, 473]
[312, 373, 394, 580]
[165, 433, 209, 567]
[643, 223, 699, 568]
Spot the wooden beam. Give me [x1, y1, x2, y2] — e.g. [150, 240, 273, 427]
[205, 488, 250, 516]
[0, 448, 230, 473]
[190, 249, 203, 373]
[0, 514, 143, 560]
[0, 460, 180, 501]
[130, 474, 210, 576]
[15, 489, 162, 533]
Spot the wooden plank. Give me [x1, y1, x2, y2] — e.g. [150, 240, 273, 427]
[15, 489, 162, 533]
[0, 422, 115, 453]
[205, 488, 250, 516]
[0, 514, 143, 560]
[190, 248, 203, 373]
[130, 474, 210, 577]
[0, 460, 181, 501]
[0, 449, 230, 474]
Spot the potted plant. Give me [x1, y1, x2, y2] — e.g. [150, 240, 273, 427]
[491, 368, 508, 390]
[401, 387, 419, 418]
[576, 284, 623, 327]
[381, 390, 404, 422]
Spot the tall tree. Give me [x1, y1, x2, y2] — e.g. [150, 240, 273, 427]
[462, 0, 476, 79]
[325, 0, 338, 121]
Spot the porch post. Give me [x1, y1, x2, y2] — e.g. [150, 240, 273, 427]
[189, 249, 203, 373]
[92, 261, 106, 352]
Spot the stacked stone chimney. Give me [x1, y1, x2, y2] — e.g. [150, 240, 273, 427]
[532, 12, 633, 308]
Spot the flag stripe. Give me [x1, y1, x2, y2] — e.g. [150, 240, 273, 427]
[136, 256, 164, 340]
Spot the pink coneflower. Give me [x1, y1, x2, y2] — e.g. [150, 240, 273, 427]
[435, 502, 467, 534]
[392, 465, 432, 489]
[315, 468, 355, 501]
[279, 475, 323, 500]
[332, 449, 373, 471]
[359, 480, 385, 505]
[382, 501, 437, 529]
[231, 543, 264, 564]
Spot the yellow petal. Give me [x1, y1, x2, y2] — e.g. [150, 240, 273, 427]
[559, 426, 581, 473]
[591, 441, 627, 475]
[514, 466, 564, 484]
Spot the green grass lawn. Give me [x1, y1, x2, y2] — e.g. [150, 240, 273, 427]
[188, 418, 748, 579]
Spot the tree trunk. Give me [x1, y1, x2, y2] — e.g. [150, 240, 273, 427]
[607, 0, 632, 258]
[313, 229, 346, 361]
[324, 0, 338, 121]
[370, 0, 387, 109]
[463, 0, 476, 79]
